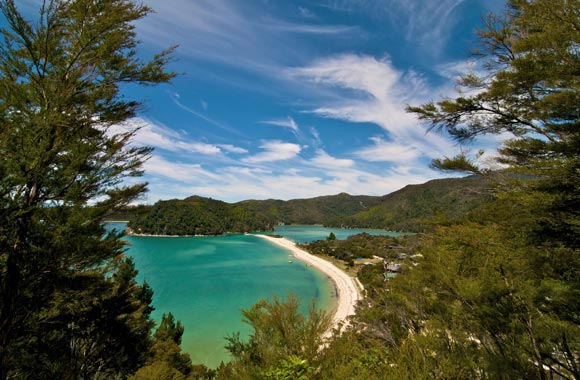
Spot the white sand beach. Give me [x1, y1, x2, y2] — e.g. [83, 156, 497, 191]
[256, 234, 362, 335]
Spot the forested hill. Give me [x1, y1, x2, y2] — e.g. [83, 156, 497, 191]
[327, 175, 496, 231]
[127, 196, 273, 236]
[124, 175, 495, 235]
[237, 193, 384, 225]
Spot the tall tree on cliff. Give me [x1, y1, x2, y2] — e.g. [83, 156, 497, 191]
[0, 0, 175, 378]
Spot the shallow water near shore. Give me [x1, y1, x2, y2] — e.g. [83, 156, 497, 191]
[273, 225, 405, 243]
[105, 223, 400, 368]
[106, 223, 337, 368]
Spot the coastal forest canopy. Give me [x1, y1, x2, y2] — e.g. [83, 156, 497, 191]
[127, 196, 273, 236]
[123, 174, 497, 235]
[0, 0, 578, 380]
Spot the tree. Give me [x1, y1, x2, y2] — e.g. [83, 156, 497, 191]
[406, 0, 580, 378]
[132, 313, 214, 380]
[407, 0, 580, 246]
[0, 0, 175, 378]
[155, 313, 186, 346]
[327, 232, 336, 241]
[220, 294, 331, 380]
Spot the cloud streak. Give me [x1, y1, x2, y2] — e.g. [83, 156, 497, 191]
[168, 92, 243, 136]
[354, 137, 422, 163]
[261, 117, 299, 133]
[312, 0, 468, 56]
[243, 141, 302, 164]
[287, 53, 455, 160]
[138, 0, 361, 80]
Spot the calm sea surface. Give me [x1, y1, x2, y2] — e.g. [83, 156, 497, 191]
[106, 222, 398, 367]
[273, 225, 404, 243]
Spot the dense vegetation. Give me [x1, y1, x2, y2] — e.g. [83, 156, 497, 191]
[1, 0, 578, 379]
[326, 175, 496, 231]
[0, 1, 205, 379]
[299, 233, 413, 262]
[126, 175, 496, 235]
[238, 193, 384, 226]
[127, 196, 272, 236]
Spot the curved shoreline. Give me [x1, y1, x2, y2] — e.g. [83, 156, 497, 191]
[255, 234, 362, 335]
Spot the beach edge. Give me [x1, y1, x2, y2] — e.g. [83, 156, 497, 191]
[254, 234, 362, 335]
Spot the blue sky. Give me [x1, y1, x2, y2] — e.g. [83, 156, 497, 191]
[13, 0, 506, 203]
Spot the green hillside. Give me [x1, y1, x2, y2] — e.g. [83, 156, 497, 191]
[328, 175, 496, 231]
[237, 193, 384, 225]
[127, 175, 496, 235]
[127, 196, 272, 236]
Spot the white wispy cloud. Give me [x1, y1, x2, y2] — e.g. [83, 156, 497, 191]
[314, 0, 467, 56]
[110, 118, 225, 155]
[144, 156, 221, 183]
[217, 144, 249, 154]
[286, 52, 511, 184]
[355, 136, 422, 163]
[138, 0, 361, 80]
[142, 163, 437, 203]
[310, 149, 354, 169]
[262, 20, 358, 35]
[398, 0, 466, 54]
[436, 59, 479, 81]
[168, 92, 243, 136]
[287, 53, 455, 159]
[138, 143, 443, 203]
[242, 141, 302, 164]
[298, 6, 317, 19]
[309, 127, 323, 149]
[261, 117, 299, 133]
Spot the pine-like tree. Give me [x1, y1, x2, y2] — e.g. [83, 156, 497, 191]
[406, 1, 580, 378]
[0, 0, 175, 378]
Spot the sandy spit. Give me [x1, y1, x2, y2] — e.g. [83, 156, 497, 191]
[255, 234, 362, 335]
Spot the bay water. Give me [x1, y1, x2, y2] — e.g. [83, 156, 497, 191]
[107, 223, 398, 367]
[274, 225, 405, 243]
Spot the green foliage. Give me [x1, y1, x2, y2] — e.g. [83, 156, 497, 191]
[259, 356, 315, 380]
[128, 196, 272, 235]
[126, 176, 497, 234]
[327, 232, 336, 241]
[328, 175, 496, 232]
[132, 313, 214, 380]
[306, 200, 578, 379]
[242, 179, 496, 231]
[303, 233, 410, 261]
[219, 294, 331, 380]
[131, 362, 187, 380]
[237, 193, 384, 226]
[0, 0, 174, 378]
[155, 313, 185, 345]
[430, 151, 486, 175]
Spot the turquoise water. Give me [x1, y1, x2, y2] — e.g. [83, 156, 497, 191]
[105, 223, 399, 368]
[272, 225, 403, 243]
[106, 223, 335, 368]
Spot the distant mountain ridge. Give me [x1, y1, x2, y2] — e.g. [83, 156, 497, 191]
[237, 192, 384, 226]
[124, 175, 496, 235]
[326, 175, 496, 231]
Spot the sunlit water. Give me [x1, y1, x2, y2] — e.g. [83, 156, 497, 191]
[106, 222, 399, 367]
[273, 225, 404, 243]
